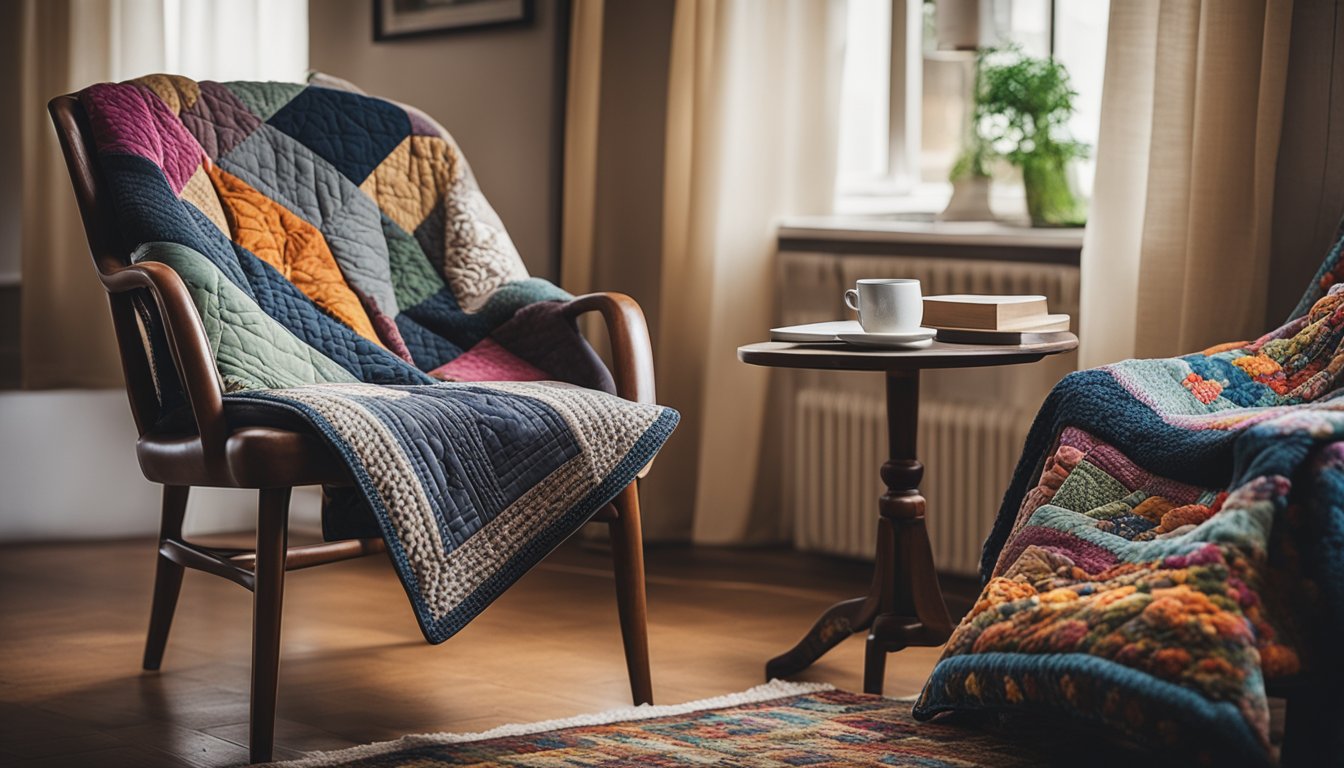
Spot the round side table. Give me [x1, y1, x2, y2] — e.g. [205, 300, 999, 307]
[738, 333, 1078, 694]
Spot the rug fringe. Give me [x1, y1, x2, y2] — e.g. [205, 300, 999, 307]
[259, 679, 836, 767]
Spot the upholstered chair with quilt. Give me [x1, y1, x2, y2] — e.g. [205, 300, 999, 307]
[48, 74, 678, 763]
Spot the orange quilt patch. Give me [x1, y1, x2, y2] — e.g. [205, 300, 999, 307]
[206, 165, 383, 347]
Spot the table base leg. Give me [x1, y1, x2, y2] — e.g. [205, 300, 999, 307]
[765, 595, 876, 680]
[765, 513, 953, 691]
[766, 369, 955, 694]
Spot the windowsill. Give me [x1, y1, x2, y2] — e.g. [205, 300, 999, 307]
[782, 182, 1084, 253]
[778, 215, 1085, 251]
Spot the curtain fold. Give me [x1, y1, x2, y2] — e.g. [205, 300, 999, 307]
[640, 0, 846, 544]
[560, 0, 605, 298]
[19, 0, 307, 389]
[1079, 0, 1293, 368]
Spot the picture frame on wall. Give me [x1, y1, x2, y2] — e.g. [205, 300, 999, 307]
[374, 0, 533, 40]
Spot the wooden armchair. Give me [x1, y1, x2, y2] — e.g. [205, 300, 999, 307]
[48, 94, 656, 764]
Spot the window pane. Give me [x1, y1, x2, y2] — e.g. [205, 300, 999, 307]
[1054, 0, 1110, 196]
[983, 0, 1051, 57]
[834, 0, 1111, 207]
[837, 0, 892, 188]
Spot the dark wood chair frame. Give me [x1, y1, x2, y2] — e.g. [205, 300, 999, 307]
[48, 94, 657, 764]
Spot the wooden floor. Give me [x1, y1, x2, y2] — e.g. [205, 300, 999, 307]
[0, 532, 961, 767]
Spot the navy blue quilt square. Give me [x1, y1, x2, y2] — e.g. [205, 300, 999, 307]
[348, 386, 580, 551]
[267, 87, 410, 185]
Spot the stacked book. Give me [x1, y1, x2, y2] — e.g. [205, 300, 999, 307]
[922, 294, 1070, 344]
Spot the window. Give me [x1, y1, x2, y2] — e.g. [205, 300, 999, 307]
[836, 0, 1110, 216]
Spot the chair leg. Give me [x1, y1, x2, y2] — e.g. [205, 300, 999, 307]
[143, 485, 190, 671]
[250, 487, 291, 765]
[608, 482, 653, 705]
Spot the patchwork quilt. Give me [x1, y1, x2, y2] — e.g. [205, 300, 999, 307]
[78, 75, 677, 642]
[914, 223, 1344, 763]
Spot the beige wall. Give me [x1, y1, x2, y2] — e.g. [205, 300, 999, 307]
[589, 0, 675, 342]
[309, 0, 566, 279]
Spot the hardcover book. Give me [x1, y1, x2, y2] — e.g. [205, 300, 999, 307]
[922, 294, 1049, 330]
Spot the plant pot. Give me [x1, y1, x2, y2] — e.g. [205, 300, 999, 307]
[1022, 155, 1085, 227]
[938, 175, 995, 222]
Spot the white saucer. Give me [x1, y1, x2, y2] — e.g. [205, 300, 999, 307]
[770, 320, 863, 342]
[837, 327, 936, 349]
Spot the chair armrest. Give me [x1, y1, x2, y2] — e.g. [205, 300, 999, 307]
[562, 292, 658, 480]
[561, 292, 656, 405]
[100, 261, 229, 474]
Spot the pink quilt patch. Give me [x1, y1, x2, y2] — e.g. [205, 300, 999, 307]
[81, 83, 205, 194]
[429, 338, 551, 382]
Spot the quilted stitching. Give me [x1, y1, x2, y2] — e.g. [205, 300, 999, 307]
[179, 81, 263, 159]
[434, 165, 531, 309]
[83, 83, 205, 194]
[132, 242, 357, 391]
[395, 313, 463, 370]
[382, 214, 445, 310]
[179, 166, 230, 236]
[130, 74, 200, 115]
[78, 76, 680, 643]
[401, 278, 571, 353]
[99, 152, 255, 295]
[266, 86, 410, 184]
[221, 124, 403, 321]
[228, 245, 429, 385]
[225, 81, 305, 121]
[359, 135, 461, 234]
[429, 338, 550, 383]
[207, 163, 384, 346]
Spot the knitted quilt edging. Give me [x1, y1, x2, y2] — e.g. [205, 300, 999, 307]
[230, 384, 677, 642]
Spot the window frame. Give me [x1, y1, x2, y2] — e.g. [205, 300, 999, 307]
[846, 0, 1072, 203]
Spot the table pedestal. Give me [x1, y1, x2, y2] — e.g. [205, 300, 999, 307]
[765, 369, 954, 694]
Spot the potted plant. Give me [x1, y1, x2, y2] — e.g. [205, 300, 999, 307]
[975, 47, 1089, 227]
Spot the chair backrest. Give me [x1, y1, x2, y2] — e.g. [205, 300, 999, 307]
[48, 96, 127, 276]
[48, 94, 177, 433]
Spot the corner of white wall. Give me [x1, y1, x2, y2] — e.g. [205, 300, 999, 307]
[0, 390, 321, 541]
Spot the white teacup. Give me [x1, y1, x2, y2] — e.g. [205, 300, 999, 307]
[844, 278, 923, 334]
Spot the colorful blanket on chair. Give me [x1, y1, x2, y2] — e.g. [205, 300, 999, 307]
[77, 75, 677, 643]
[913, 225, 1344, 763]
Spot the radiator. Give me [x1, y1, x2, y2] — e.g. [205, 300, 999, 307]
[778, 251, 1079, 575]
[791, 390, 1030, 572]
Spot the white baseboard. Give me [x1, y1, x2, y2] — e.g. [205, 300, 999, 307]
[0, 390, 322, 541]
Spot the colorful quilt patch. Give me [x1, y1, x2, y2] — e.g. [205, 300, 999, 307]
[915, 241, 1344, 762]
[79, 75, 678, 642]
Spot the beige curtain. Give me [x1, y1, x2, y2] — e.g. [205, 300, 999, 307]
[19, 0, 306, 389]
[560, 0, 605, 299]
[1078, 0, 1293, 369]
[19, 0, 154, 388]
[639, 0, 846, 544]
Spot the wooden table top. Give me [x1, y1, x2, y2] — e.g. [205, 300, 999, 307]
[737, 332, 1078, 372]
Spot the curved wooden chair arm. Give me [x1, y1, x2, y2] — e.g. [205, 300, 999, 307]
[562, 292, 656, 406]
[101, 260, 229, 473]
[563, 292, 658, 480]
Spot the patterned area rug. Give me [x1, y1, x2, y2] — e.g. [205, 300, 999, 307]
[261, 681, 1150, 767]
